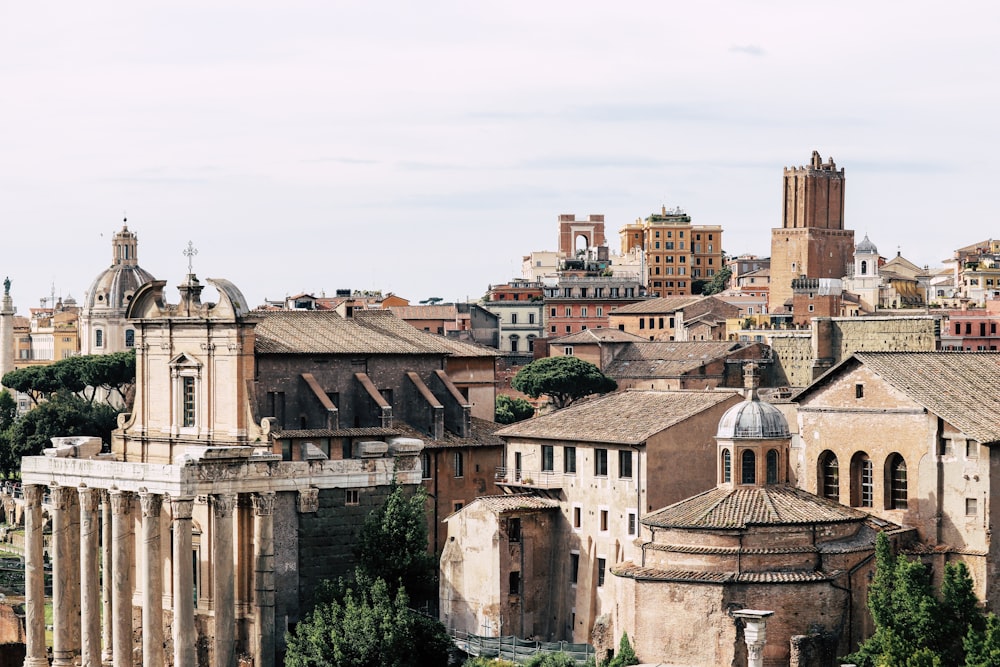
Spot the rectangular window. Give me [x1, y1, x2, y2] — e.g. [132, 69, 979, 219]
[345, 489, 359, 506]
[855, 384, 864, 399]
[599, 509, 608, 532]
[529, 313, 535, 324]
[596, 306, 603, 317]
[565, 307, 572, 317]
[967, 498, 978, 516]
[570, 552, 580, 584]
[580, 306, 588, 317]
[627, 510, 637, 536]
[619, 450, 633, 478]
[453, 451, 464, 477]
[542, 445, 554, 472]
[572, 504, 582, 529]
[564, 446, 577, 473]
[182, 376, 196, 427]
[551, 307, 557, 317]
[511, 313, 518, 325]
[453, 501, 464, 512]
[421, 452, 431, 479]
[508, 517, 521, 542]
[595, 449, 608, 476]
[597, 557, 606, 587]
[509, 571, 520, 596]
[125, 330, 135, 348]
[563, 346, 574, 356]
[967, 442, 979, 459]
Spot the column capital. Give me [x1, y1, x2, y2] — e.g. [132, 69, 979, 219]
[23, 483, 44, 505]
[139, 490, 164, 518]
[252, 491, 276, 516]
[212, 493, 237, 519]
[77, 486, 100, 513]
[109, 489, 133, 515]
[171, 497, 195, 520]
[49, 485, 75, 511]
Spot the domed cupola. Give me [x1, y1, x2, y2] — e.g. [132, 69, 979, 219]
[83, 219, 156, 312]
[715, 362, 791, 487]
[854, 234, 879, 277]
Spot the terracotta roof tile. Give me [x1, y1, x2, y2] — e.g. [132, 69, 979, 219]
[548, 328, 647, 344]
[471, 494, 560, 513]
[642, 484, 871, 529]
[495, 389, 741, 444]
[605, 341, 747, 379]
[612, 562, 839, 584]
[609, 296, 703, 315]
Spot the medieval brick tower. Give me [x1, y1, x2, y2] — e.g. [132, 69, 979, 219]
[769, 151, 855, 311]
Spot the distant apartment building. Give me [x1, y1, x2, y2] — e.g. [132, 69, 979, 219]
[947, 239, 1000, 304]
[940, 301, 1000, 350]
[482, 280, 545, 355]
[619, 207, 723, 297]
[543, 258, 646, 336]
[609, 295, 738, 342]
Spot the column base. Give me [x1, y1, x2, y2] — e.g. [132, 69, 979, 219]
[23, 658, 51, 667]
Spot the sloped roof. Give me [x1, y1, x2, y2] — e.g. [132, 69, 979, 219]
[610, 296, 702, 315]
[495, 389, 741, 444]
[547, 328, 647, 345]
[254, 310, 458, 355]
[388, 305, 460, 320]
[642, 484, 870, 529]
[472, 494, 560, 513]
[604, 341, 746, 379]
[394, 417, 505, 449]
[612, 562, 838, 584]
[795, 352, 1000, 445]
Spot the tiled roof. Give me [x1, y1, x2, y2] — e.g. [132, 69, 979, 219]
[642, 484, 870, 529]
[394, 417, 505, 449]
[547, 328, 647, 344]
[611, 562, 838, 584]
[495, 389, 741, 444]
[253, 310, 493, 356]
[609, 296, 702, 315]
[471, 494, 560, 514]
[272, 427, 401, 438]
[798, 352, 1000, 445]
[604, 341, 747, 379]
[389, 305, 460, 320]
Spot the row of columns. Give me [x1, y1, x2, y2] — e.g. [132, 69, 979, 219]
[22, 484, 276, 667]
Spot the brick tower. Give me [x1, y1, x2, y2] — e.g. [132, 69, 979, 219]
[769, 151, 854, 311]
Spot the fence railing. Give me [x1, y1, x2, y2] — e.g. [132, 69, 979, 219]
[495, 467, 565, 489]
[449, 628, 595, 664]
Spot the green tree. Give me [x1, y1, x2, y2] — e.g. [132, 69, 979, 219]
[699, 266, 732, 296]
[524, 653, 578, 667]
[354, 482, 438, 606]
[284, 571, 451, 667]
[965, 613, 1000, 667]
[495, 395, 534, 424]
[511, 356, 617, 410]
[603, 633, 639, 667]
[846, 533, 986, 667]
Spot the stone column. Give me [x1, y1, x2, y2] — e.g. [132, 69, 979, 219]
[23, 484, 48, 667]
[110, 490, 134, 667]
[139, 491, 164, 667]
[101, 490, 114, 665]
[252, 492, 276, 667]
[733, 609, 774, 667]
[172, 498, 196, 667]
[212, 494, 237, 667]
[79, 487, 102, 667]
[51, 485, 80, 667]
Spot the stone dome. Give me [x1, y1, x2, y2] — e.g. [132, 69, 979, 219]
[83, 223, 156, 312]
[716, 397, 790, 439]
[855, 234, 878, 255]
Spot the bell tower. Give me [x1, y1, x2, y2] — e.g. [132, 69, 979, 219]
[769, 151, 855, 311]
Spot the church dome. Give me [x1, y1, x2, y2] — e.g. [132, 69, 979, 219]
[716, 397, 790, 439]
[84, 222, 156, 312]
[855, 234, 878, 255]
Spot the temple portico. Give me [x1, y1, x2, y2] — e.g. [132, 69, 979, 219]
[20, 445, 416, 667]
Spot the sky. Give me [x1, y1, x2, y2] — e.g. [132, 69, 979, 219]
[1, 2, 998, 312]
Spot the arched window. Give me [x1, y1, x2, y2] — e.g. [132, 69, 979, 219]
[860, 260, 868, 275]
[766, 449, 779, 484]
[851, 452, 873, 508]
[722, 449, 731, 483]
[741, 450, 756, 485]
[819, 451, 839, 501]
[886, 454, 908, 510]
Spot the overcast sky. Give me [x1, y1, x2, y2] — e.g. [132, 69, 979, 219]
[1, 2, 997, 311]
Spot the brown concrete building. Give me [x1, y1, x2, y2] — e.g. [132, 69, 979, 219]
[543, 268, 646, 337]
[619, 207, 724, 297]
[441, 389, 744, 647]
[602, 341, 771, 391]
[793, 352, 1000, 611]
[559, 214, 606, 256]
[609, 295, 739, 342]
[770, 152, 855, 312]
